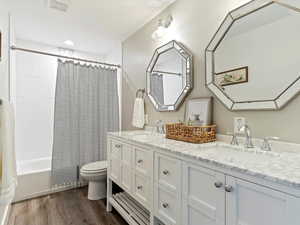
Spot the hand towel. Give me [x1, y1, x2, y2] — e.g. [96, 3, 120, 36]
[0, 100, 17, 205]
[132, 97, 145, 128]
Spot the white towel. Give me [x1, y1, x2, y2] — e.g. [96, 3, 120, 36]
[132, 98, 145, 128]
[0, 100, 17, 205]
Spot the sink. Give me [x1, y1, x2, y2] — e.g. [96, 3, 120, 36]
[200, 143, 281, 164]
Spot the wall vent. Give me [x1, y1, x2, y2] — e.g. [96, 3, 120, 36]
[47, 0, 70, 12]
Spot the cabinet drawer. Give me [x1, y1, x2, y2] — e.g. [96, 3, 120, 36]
[110, 140, 122, 160]
[154, 185, 180, 225]
[134, 147, 152, 176]
[133, 173, 150, 209]
[155, 153, 181, 193]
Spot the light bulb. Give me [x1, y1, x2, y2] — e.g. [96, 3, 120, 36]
[64, 40, 74, 46]
[152, 25, 167, 40]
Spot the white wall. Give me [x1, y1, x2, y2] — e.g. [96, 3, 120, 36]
[106, 42, 122, 65]
[14, 39, 106, 173]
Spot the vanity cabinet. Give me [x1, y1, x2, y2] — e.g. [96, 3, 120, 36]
[107, 135, 300, 225]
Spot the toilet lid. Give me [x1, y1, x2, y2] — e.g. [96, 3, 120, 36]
[81, 161, 107, 172]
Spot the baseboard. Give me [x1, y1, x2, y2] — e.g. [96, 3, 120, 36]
[14, 170, 88, 203]
[14, 183, 86, 203]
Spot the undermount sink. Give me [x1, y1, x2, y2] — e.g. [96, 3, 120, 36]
[218, 143, 280, 156]
[201, 143, 281, 164]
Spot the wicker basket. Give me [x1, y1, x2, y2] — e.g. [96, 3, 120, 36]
[165, 123, 216, 144]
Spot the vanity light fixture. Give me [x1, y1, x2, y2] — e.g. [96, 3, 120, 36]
[47, 0, 71, 12]
[148, 0, 175, 8]
[152, 15, 173, 40]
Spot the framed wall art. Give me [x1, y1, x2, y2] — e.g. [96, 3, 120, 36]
[215, 66, 248, 87]
[185, 98, 212, 126]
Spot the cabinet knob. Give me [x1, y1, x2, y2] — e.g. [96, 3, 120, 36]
[162, 170, 169, 175]
[137, 185, 143, 190]
[137, 159, 143, 164]
[225, 185, 234, 192]
[162, 203, 169, 208]
[115, 144, 122, 148]
[214, 181, 223, 188]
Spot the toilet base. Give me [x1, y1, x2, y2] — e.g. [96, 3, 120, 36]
[88, 180, 107, 200]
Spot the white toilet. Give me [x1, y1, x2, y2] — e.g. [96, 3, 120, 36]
[80, 160, 107, 200]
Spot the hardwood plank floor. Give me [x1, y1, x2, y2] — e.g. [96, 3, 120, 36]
[8, 188, 128, 225]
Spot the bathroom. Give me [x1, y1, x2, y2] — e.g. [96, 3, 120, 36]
[1, 0, 300, 224]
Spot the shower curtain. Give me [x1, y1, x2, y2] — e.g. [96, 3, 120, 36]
[150, 73, 164, 105]
[51, 60, 119, 186]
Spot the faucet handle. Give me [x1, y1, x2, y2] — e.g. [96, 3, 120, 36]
[227, 132, 239, 146]
[261, 136, 279, 151]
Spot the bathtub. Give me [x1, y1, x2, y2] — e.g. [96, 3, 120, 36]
[15, 157, 80, 202]
[17, 157, 51, 175]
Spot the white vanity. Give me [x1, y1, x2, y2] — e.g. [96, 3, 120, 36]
[106, 130, 300, 225]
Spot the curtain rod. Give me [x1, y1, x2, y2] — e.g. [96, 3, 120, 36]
[10, 46, 121, 68]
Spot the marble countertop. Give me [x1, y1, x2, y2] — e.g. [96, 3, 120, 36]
[108, 130, 300, 189]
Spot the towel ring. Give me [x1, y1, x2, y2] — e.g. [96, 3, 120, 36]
[136, 89, 145, 98]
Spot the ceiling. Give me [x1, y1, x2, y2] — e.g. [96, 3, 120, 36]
[1, 0, 175, 56]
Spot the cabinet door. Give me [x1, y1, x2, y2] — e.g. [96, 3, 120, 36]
[226, 176, 300, 225]
[120, 164, 132, 192]
[182, 163, 225, 225]
[109, 158, 121, 182]
[120, 144, 132, 192]
[108, 139, 123, 183]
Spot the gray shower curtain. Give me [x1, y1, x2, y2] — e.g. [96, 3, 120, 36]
[51, 60, 119, 186]
[150, 73, 164, 105]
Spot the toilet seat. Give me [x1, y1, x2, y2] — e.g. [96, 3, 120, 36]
[81, 161, 107, 174]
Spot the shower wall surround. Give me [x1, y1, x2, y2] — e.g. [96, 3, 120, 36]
[122, 0, 300, 143]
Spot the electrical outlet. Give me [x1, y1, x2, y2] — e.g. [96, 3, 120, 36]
[234, 117, 246, 134]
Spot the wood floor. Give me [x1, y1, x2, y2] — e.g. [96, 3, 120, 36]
[8, 188, 128, 225]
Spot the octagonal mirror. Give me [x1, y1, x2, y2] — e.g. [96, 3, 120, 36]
[147, 40, 193, 111]
[205, 0, 300, 110]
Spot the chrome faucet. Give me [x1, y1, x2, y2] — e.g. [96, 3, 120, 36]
[239, 124, 254, 148]
[261, 136, 279, 151]
[155, 120, 165, 134]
